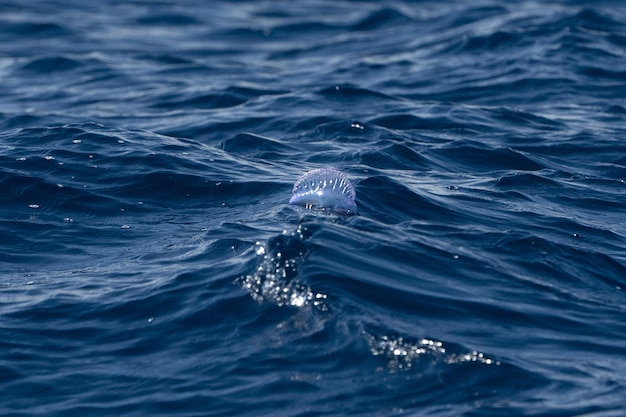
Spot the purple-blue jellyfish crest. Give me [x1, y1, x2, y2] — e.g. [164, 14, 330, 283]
[289, 168, 357, 215]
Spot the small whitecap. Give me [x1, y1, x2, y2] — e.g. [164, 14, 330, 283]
[289, 168, 357, 214]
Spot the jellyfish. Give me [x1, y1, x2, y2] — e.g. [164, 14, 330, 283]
[289, 168, 357, 215]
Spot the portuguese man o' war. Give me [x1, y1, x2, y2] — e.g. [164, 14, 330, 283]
[288, 168, 357, 215]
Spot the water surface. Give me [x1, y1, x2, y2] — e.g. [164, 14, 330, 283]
[1, 1, 625, 416]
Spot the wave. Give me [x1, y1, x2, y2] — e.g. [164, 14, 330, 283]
[2, 1, 626, 415]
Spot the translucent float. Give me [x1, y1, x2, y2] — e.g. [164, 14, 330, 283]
[288, 168, 357, 215]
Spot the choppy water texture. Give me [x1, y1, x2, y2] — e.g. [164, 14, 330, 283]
[1, 1, 626, 416]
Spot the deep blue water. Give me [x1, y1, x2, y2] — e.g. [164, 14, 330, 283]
[1, 1, 626, 415]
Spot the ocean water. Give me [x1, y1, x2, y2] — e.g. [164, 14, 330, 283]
[1, 1, 625, 416]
